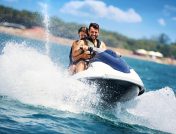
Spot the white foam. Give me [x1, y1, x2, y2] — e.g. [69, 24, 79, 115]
[115, 87, 176, 133]
[0, 42, 99, 113]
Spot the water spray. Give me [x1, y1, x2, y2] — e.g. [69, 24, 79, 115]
[40, 3, 50, 55]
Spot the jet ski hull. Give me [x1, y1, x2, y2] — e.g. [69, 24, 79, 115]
[81, 77, 143, 103]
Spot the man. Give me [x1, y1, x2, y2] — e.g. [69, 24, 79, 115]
[71, 23, 107, 74]
[87, 22, 106, 49]
[68, 26, 88, 74]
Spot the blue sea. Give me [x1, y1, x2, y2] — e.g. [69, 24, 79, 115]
[0, 32, 176, 134]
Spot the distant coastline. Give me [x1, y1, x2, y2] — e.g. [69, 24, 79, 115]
[0, 25, 176, 65]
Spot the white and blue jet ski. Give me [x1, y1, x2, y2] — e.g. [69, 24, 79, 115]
[72, 48, 145, 103]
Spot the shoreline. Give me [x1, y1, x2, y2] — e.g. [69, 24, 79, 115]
[0, 26, 176, 65]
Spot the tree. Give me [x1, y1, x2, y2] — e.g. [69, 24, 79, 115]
[157, 33, 170, 45]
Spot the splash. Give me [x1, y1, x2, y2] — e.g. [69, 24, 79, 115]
[0, 42, 100, 113]
[114, 87, 176, 133]
[39, 3, 50, 55]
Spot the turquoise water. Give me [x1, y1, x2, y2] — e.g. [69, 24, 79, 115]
[0, 33, 176, 134]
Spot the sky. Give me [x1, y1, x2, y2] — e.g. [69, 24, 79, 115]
[0, 0, 176, 42]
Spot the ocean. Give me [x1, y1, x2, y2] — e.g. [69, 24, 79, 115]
[0, 32, 176, 134]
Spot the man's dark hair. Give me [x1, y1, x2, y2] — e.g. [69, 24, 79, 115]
[89, 23, 99, 30]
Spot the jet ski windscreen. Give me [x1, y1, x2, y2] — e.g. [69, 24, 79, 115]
[91, 49, 131, 73]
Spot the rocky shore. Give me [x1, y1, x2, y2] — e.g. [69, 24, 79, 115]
[0, 26, 175, 65]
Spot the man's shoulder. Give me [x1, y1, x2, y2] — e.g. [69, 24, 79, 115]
[100, 41, 106, 45]
[99, 41, 107, 49]
[97, 39, 105, 45]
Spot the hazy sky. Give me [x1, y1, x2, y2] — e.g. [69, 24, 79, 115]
[0, 0, 176, 42]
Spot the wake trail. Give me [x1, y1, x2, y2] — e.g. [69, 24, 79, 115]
[114, 87, 176, 133]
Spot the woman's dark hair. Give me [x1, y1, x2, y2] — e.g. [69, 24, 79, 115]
[89, 23, 99, 30]
[78, 26, 88, 34]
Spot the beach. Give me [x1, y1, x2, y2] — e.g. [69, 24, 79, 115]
[0, 26, 175, 65]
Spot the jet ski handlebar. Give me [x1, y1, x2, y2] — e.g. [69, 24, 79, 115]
[88, 47, 121, 57]
[88, 47, 104, 53]
[81, 46, 121, 58]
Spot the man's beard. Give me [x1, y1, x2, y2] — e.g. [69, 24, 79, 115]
[90, 35, 97, 40]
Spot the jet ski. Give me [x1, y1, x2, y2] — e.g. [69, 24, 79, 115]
[72, 48, 145, 104]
